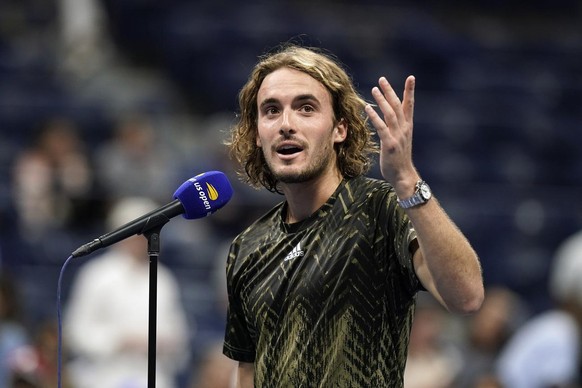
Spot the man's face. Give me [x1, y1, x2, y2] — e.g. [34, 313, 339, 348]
[256, 67, 346, 185]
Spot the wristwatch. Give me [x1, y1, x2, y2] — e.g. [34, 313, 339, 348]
[397, 180, 432, 209]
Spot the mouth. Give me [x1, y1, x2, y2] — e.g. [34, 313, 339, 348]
[276, 143, 304, 157]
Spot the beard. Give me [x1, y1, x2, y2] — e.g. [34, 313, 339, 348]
[268, 139, 337, 184]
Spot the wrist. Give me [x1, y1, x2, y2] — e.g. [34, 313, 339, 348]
[397, 180, 432, 209]
[392, 175, 421, 199]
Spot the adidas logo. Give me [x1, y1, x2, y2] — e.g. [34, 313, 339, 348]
[284, 242, 305, 262]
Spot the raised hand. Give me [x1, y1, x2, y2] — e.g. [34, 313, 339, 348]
[364, 75, 418, 193]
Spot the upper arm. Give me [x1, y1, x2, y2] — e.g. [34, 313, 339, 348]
[236, 362, 254, 388]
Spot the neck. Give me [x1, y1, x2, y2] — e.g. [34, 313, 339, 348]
[281, 170, 343, 224]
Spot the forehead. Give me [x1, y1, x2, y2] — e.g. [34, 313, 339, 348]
[257, 67, 331, 104]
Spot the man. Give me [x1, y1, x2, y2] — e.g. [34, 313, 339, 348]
[65, 197, 190, 388]
[223, 44, 484, 387]
[496, 230, 582, 387]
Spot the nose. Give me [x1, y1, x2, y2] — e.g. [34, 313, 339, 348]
[279, 110, 295, 137]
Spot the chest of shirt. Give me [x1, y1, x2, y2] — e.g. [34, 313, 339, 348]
[240, 223, 390, 333]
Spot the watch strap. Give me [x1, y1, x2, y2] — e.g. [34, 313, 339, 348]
[397, 180, 430, 209]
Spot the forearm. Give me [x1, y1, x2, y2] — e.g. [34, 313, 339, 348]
[365, 73, 483, 313]
[406, 196, 484, 314]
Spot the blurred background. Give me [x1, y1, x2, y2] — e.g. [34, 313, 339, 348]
[0, 0, 580, 387]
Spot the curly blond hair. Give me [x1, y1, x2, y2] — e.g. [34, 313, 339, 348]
[227, 44, 378, 193]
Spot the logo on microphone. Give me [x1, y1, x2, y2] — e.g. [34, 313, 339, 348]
[194, 181, 213, 211]
[206, 183, 219, 200]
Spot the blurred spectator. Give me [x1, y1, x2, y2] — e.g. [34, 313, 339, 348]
[403, 293, 462, 388]
[64, 197, 191, 388]
[58, 0, 113, 79]
[189, 241, 236, 388]
[11, 117, 95, 241]
[94, 114, 182, 204]
[496, 229, 582, 388]
[454, 286, 526, 388]
[0, 272, 29, 387]
[8, 319, 72, 388]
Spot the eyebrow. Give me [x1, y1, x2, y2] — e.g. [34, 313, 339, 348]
[259, 94, 320, 109]
[294, 94, 319, 104]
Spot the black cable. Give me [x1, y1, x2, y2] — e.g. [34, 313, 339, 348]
[56, 255, 74, 388]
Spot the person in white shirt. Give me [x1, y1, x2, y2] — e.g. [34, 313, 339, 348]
[496, 230, 582, 388]
[65, 197, 191, 388]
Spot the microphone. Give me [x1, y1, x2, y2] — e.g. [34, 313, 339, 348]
[71, 171, 233, 258]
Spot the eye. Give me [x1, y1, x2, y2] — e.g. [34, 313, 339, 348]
[300, 104, 315, 113]
[263, 106, 279, 116]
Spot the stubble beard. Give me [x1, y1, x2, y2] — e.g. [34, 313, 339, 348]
[269, 141, 336, 185]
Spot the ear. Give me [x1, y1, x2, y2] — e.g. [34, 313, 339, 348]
[333, 119, 347, 144]
[256, 131, 262, 147]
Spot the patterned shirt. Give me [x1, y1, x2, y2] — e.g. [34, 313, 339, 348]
[223, 175, 421, 387]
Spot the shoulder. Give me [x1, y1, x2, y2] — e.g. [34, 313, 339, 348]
[500, 310, 578, 359]
[228, 202, 285, 267]
[341, 175, 399, 217]
[344, 175, 397, 205]
[521, 310, 577, 336]
[73, 251, 129, 287]
[77, 252, 118, 274]
[345, 175, 393, 194]
[232, 202, 284, 243]
[497, 310, 580, 387]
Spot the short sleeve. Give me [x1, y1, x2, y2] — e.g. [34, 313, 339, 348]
[223, 240, 256, 362]
[382, 188, 422, 294]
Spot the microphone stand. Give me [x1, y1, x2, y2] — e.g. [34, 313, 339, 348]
[72, 210, 176, 387]
[143, 225, 164, 388]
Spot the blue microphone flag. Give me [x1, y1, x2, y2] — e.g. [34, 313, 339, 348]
[174, 171, 233, 219]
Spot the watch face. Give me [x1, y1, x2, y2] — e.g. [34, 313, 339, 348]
[420, 183, 432, 200]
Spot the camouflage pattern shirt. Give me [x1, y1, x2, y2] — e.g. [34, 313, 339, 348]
[223, 176, 421, 387]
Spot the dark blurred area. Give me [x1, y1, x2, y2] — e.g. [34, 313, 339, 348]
[0, 0, 580, 386]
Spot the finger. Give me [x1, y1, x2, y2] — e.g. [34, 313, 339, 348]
[370, 85, 398, 131]
[365, 104, 392, 140]
[402, 75, 415, 122]
[378, 77, 405, 124]
[364, 104, 382, 131]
